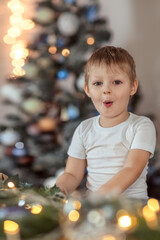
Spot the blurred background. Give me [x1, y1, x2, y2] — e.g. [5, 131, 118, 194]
[0, 0, 159, 198]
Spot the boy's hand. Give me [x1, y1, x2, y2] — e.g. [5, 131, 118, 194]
[0, 173, 8, 180]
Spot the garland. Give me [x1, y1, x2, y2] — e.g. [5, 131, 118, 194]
[0, 175, 160, 240]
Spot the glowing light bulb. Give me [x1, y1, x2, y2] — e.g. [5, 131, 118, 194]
[48, 46, 57, 54]
[12, 59, 25, 67]
[10, 14, 23, 26]
[147, 198, 160, 212]
[7, 181, 15, 188]
[118, 215, 132, 228]
[8, 0, 20, 9]
[3, 35, 15, 45]
[4, 220, 19, 234]
[72, 200, 81, 210]
[87, 36, 95, 45]
[31, 205, 43, 214]
[142, 205, 156, 221]
[21, 19, 35, 30]
[13, 67, 25, 76]
[8, 27, 21, 38]
[68, 210, 80, 222]
[62, 48, 70, 57]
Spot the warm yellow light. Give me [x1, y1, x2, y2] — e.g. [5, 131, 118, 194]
[8, 27, 21, 38]
[25, 204, 31, 210]
[7, 182, 15, 188]
[147, 198, 160, 212]
[31, 205, 43, 214]
[68, 210, 80, 222]
[10, 47, 28, 60]
[72, 200, 81, 210]
[4, 220, 19, 234]
[12, 41, 26, 50]
[118, 215, 132, 228]
[102, 235, 116, 240]
[62, 48, 70, 57]
[13, 67, 25, 76]
[10, 14, 23, 26]
[9, 1, 24, 15]
[142, 205, 156, 221]
[3, 35, 15, 45]
[48, 46, 57, 54]
[12, 59, 25, 67]
[8, 0, 20, 9]
[87, 37, 95, 45]
[21, 19, 35, 30]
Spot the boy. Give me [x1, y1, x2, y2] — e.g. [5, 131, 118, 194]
[56, 46, 156, 199]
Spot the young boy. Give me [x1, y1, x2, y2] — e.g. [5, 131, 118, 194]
[56, 46, 156, 199]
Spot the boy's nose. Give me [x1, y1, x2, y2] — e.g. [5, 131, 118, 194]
[102, 84, 111, 94]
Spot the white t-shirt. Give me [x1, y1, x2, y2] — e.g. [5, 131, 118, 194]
[67, 113, 156, 199]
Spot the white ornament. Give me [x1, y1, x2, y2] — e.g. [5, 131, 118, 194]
[57, 12, 79, 36]
[1, 84, 22, 104]
[0, 129, 20, 146]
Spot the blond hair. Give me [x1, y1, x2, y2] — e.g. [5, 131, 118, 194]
[85, 46, 136, 85]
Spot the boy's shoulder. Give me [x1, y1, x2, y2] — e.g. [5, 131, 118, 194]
[130, 112, 153, 123]
[129, 112, 154, 128]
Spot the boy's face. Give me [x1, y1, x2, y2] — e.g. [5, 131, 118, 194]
[84, 63, 138, 127]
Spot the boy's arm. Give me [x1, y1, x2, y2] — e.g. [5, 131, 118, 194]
[0, 173, 8, 180]
[98, 149, 151, 196]
[56, 156, 87, 195]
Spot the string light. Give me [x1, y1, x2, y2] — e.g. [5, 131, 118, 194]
[147, 198, 160, 212]
[4, 0, 35, 76]
[31, 204, 43, 214]
[48, 46, 57, 54]
[7, 182, 15, 188]
[68, 210, 80, 222]
[4, 220, 20, 234]
[87, 36, 95, 45]
[62, 48, 70, 57]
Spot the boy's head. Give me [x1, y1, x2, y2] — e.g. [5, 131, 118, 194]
[84, 46, 137, 85]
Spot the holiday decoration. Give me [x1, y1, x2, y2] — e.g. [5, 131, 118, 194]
[1, 175, 160, 240]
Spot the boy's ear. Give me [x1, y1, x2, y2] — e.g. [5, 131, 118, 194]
[130, 79, 138, 96]
[84, 82, 90, 97]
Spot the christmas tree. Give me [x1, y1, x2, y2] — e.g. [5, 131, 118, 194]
[0, 0, 112, 186]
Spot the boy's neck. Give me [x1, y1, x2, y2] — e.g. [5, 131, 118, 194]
[99, 112, 130, 128]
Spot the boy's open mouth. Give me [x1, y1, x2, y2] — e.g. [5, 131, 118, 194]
[103, 101, 113, 108]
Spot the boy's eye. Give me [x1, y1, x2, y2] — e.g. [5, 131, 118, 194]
[93, 82, 102, 86]
[113, 80, 122, 85]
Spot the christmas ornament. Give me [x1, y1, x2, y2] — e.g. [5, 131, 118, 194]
[0, 84, 22, 104]
[67, 104, 80, 120]
[57, 12, 80, 36]
[57, 69, 69, 79]
[38, 117, 57, 132]
[86, 4, 98, 22]
[12, 142, 28, 157]
[0, 129, 20, 146]
[22, 98, 45, 115]
[23, 62, 39, 79]
[34, 7, 55, 25]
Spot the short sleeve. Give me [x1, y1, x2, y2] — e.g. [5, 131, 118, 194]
[131, 118, 156, 158]
[67, 123, 86, 159]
